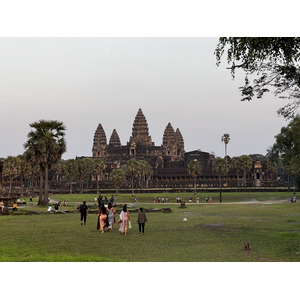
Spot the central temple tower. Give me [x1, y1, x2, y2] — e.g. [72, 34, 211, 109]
[129, 108, 154, 146]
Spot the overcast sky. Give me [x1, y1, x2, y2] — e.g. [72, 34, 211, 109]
[0, 37, 288, 160]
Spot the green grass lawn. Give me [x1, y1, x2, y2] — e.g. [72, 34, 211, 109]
[1, 192, 299, 262]
[47, 191, 293, 204]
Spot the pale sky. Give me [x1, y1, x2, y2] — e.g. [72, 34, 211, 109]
[0, 37, 288, 160]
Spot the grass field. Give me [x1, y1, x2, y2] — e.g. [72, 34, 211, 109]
[1, 192, 299, 262]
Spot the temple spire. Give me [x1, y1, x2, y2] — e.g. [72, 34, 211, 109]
[109, 129, 121, 147]
[92, 123, 107, 157]
[129, 108, 153, 145]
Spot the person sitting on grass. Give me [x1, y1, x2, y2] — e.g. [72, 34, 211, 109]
[12, 203, 18, 211]
[47, 205, 52, 212]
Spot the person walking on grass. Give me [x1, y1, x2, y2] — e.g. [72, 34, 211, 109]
[107, 202, 115, 231]
[79, 201, 88, 226]
[118, 204, 130, 235]
[137, 207, 148, 235]
[97, 204, 108, 233]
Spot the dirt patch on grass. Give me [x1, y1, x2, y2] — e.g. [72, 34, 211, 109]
[194, 223, 224, 230]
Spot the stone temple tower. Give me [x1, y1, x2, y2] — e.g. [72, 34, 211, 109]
[109, 129, 121, 148]
[129, 108, 154, 146]
[162, 123, 177, 157]
[92, 124, 107, 157]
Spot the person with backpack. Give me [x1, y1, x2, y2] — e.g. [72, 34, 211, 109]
[79, 201, 89, 226]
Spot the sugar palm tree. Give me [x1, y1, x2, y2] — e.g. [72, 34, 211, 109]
[62, 159, 79, 194]
[110, 168, 125, 196]
[94, 158, 105, 194]
[187, 159, 202, 195]
[239, 155, 253, 187]
[221, 133, 230, 185]
[137, 160, 153, 188]
[231, 156, 242, 187]
[77, 158, 96, 193]
[122, 159, 139, 195]
[3, 156, 22, 196]
[24, 120, 66, 205]
[213, 157, 227, 202]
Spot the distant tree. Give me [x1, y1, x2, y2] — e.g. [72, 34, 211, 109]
[62, 159, 79, 194]
[24, 120, 66, 205]
[77, 158, 96, 193]
[137, 160, 153, 188]
[0, 159, 3, 192]
[249, 154, 268, 162]
[3, 156, 22, 196]
[213, 157, 227, 202]
[239, 155, 253, 187]
[215, 37, 300, 118]
[110, 169, 125, 196]
[122, 159, 139, 195]
[93, 158, 105, 194]
[230, 156, 243, 187]
[267, 116, 300, 188]
[221, 133, 230, 184]
[187, 159, 202, 195]
[17, 154, 26, 196]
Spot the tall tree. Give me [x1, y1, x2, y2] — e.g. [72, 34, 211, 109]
[267, 116, 300, 188]
[187, 159, 202, 195]
[3, 156, 22, 196]
[122, 159, 139, 195]
[24, 120, 66, 205]
[230, 156, 242, 187]
[0, 159, 3, 192]
[93, 158, 105, 194]
[212, 157, 227, 202]
[221, 133, 230, 184]
[62, 159, 79, 194]
[110, 169, 125, 196]
[137, 160, 153, 188]
[77, 158, 96, 193]
[215, 37, 300, 118]
[17, 155, 26, 196]
[239, 155, 253, 187]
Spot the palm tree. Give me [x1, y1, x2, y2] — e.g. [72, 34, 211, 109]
[0, 159, 3, 192]
[110, 169, 125, 196]
[137, 160, 153, 188]
[122, 159, 139, 195]
[239, 155, 253, 187]
[231, 156, 242, 187]
[3, 156, 22, 196]
[62, 159, 79, 194]
[94, 158, 105, 193]
[187, 159, 202, 195]
[24, 120, 66, 205]
[221, 133, 230, 185]
[77, 158, 96, 193]
[213, 157, 227, 202]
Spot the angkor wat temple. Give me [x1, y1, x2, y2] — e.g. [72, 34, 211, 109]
[91, 109, 276, 188]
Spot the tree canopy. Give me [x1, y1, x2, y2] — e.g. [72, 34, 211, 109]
[215, 37, 300, 118]
[267, 116, 300, 184]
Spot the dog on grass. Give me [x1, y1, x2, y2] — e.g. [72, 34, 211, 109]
[243, 241, 251, 250]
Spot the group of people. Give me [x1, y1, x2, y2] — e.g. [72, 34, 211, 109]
[47, 201, 67, 212]
[79, 201, 148, 235]
[154, 197, 169, 203]
[95, 195, 114, 207]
